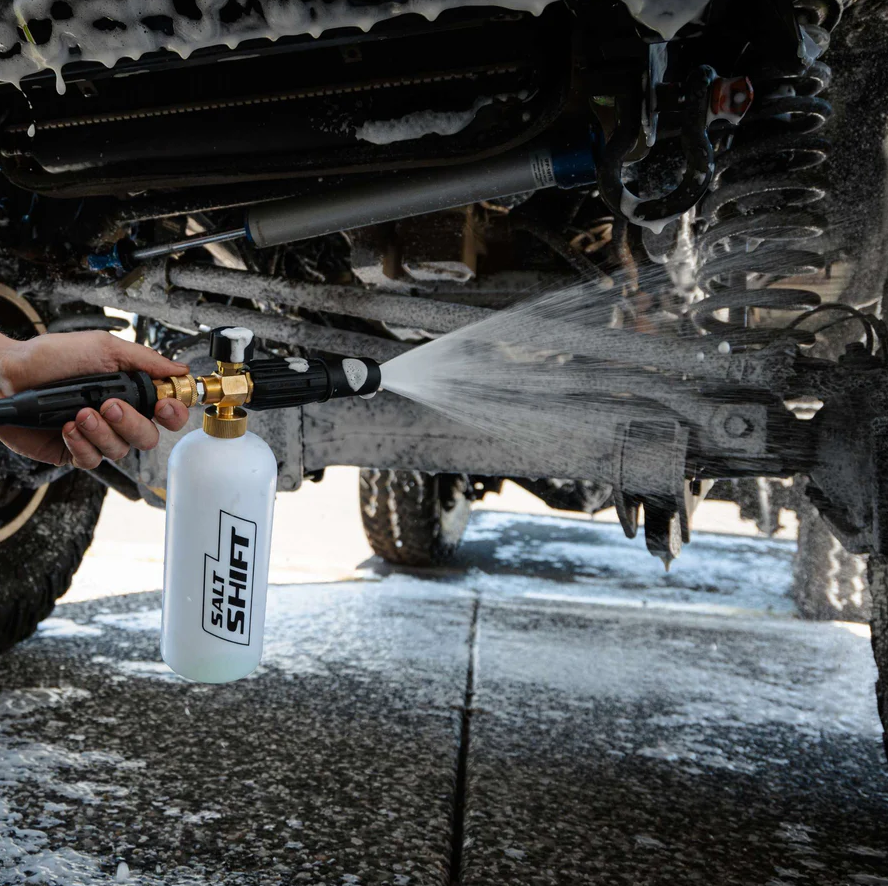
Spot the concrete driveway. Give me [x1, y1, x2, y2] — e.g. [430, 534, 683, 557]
[0, 472, 885, 885]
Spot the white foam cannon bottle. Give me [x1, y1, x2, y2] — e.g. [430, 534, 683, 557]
[161, 327, 276, 683]
[160, 327, 383, 683]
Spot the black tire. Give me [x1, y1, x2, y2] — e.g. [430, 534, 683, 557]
[867, 555, 888, 761]
[513, 478, 612, 515]
[793, 494, 871, 623]
[0, 470, 106, 653]
[359, 469, 471, 567]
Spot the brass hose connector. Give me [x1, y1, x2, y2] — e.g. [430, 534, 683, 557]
[153, 374, 199, 408]
[153, 366, 254, 412]
[206, 360, 250, 438]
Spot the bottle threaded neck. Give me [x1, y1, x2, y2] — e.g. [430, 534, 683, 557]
[203, 405, 247, 439]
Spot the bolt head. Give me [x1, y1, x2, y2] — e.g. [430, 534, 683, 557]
[724, 414, 753, 438]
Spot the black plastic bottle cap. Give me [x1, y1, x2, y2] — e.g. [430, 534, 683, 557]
[209, 326, 256, 363]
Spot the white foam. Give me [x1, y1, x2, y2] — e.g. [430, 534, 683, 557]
[620, 0, 711, 40]
[219, 326, 253, 363]
[0, 687, 90, 717]
[113, 660, 184, 681]
[0, 0, 558, 92]
[619, 188, 679, 234]
[356, 95, 497, 145]
[93, 609, 162, 633]
[341, 358, 369, 391]
[37, 618, 103, 639]
[0, 730, 207, 885]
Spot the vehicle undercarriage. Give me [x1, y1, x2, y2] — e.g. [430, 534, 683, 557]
[2, 0, 888, 746]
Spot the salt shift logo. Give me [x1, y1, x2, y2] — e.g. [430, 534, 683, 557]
[202, 511, 256, 645]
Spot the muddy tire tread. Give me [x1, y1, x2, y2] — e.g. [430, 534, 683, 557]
[868, 555, 888, 760]
[0, 471, 105, 654]
[793, 491, 871, 622]
[359, 469, 470, 567]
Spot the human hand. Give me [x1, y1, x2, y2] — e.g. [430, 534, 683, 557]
[0, 331, 192, 468]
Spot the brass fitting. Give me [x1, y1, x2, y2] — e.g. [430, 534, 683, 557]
[203, 404, 247, 439]
[200, 371, 252, 409]
[202, 360, 252, 439]
[153, 374, 199, 408]
[153, 365, 254, 411]
[152, 331, 258, 440]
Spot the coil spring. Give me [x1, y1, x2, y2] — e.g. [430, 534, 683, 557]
[692, 5, 842, 348]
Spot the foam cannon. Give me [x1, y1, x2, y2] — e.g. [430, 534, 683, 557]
[89, 133, 598, 271]
[0, 328, 382, 430]
[160, 327, 377, 684]
[0, 326, 381, 684]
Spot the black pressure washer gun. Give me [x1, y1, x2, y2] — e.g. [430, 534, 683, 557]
[0, 327, 382, 429]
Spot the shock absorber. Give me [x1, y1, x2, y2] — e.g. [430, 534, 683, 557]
[692, 21, 838, 348]
[90, 132, 598, 272]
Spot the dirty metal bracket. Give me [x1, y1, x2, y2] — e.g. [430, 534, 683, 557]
[596, 66, 753, 226]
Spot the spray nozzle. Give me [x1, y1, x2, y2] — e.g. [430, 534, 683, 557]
[152, 328, 382, 432]
[242, 353, 381, 410]
[0, 326, 381, 432]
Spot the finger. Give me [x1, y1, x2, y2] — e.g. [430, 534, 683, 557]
[75, 407, 130, 461]
[63, 422, 102, 470]
[11, 332, 189, 390]
[107, 336, 190, 378]
[99, 399, 160, 451]
[154, 398, 190, 432]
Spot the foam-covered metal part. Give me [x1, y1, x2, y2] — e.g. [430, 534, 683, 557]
[0, 0, 559, 92]
[2, 5, 568, 198]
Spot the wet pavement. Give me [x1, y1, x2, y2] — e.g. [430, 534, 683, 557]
[464, 597, 886, 886]
[1, 510, 887, 885]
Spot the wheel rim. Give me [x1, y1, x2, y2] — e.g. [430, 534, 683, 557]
[0, 483, 48, 543]
[0, 284, 48, 543]
[0, 283, 46, 338]
[438, 475, 470, 537]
